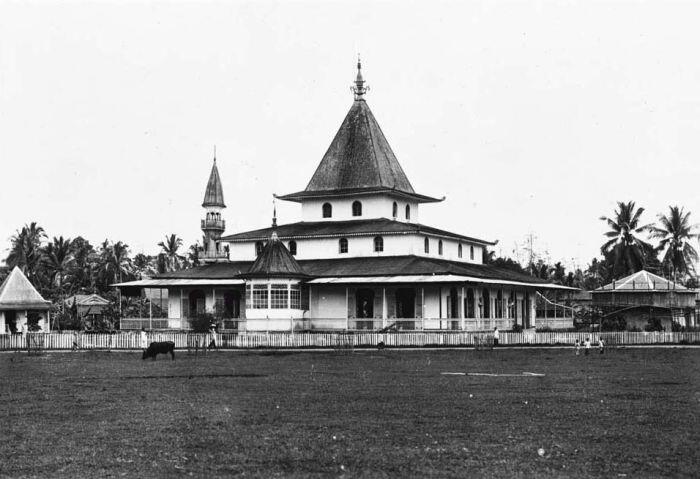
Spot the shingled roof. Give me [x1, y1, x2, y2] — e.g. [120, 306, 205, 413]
[242, 232, 307, 278]
[278, 63, 440, 203]
[0, 267, 51, 310]
[202, 159, 225, 207]
[154, 254, 559, 287]
[221, 218, 495, 246]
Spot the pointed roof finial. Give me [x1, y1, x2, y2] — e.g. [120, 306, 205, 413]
[352, 54, 368, 100]
[213, 144, 217, 162]
[272, 196, 278, 229]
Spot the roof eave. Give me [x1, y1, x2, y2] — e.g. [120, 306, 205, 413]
[276, 189, 444, 204]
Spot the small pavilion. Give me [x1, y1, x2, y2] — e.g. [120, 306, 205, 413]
[0, 267, 51, 333]
[240, 216, 309, 331]
[592, 270, 697, 330]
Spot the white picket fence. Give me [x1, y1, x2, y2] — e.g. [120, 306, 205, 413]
[0, 331, 699, 351]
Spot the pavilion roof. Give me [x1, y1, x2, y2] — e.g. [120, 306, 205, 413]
[594, 270, 692, 293]
[0, 267, 51, 310]
[243, 232, 307, 278]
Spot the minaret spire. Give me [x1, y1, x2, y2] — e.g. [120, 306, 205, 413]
[271, 196, 278, 240]
[352, 54, 368, 100]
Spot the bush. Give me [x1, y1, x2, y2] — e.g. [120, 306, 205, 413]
[511, 323, 523, 333]
[645, 317, 664, 332]
[189, 313, 216, 333]
[601, 316, 626, 331]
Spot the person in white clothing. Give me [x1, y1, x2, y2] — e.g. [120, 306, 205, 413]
[493, 327, 500, 347]
[139, 328, 148, 352]
[584, 337, 591, 356]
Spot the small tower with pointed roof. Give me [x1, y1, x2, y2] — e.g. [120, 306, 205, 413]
[241, 208, 308, 326]
[201, 154, 228, 263]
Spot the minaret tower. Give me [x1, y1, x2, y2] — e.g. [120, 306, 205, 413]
[201, 152, 227, 262]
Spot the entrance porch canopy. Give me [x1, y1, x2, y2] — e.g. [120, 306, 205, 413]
[307, 274, 578, 290]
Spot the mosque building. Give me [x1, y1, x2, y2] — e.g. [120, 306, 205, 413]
[116, 61, 574, 331]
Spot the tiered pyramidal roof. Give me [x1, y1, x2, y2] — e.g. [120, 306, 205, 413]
[279, 60, 440, 203]
[202, 159, 225, 207]
[0, 266, 51, 310]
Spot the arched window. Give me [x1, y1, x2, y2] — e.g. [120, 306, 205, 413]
[322, 203, 332, 218]
[392, 202, 398, 218]
[470, 245, 475, 260]
[339, 238, 348, 254]
[424, 237, 429, 253]
[374, 236, 384, 252]
[255, 241, 264, 256]
[352, 201, 362, 217]
[438, 240, 443, 255]
[405, 205, 411, 220]
[288, 240, 297, 256]
[458, 243, 463, 258]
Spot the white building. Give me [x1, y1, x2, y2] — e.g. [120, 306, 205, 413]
[116, 61, 575, 331]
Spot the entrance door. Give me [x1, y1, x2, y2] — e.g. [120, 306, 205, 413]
[395, 288, 415, 318]
[464, 289, 475, 318]
[356, 289, 374, 319]
[5, 311, 17, 333]
[189, 290, 206, 317]
[223, 290, 241, 318]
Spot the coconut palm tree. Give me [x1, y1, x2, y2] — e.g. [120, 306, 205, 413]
[6, 222, 46, 281]
[158, 234, 184, 272]
[647, 206, 699, 281]
[100, 240, 131, 285]
[43, 236, 74, 293]
[600, 201, 653, 277]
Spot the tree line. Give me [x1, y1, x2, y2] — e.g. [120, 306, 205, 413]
[489, 202, 698, 290]
[1, 226, 198, 328]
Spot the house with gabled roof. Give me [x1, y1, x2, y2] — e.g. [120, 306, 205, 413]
[115, 60, 575, 331]
[592, 270, 697, 330]
[0, 267, 51, 333]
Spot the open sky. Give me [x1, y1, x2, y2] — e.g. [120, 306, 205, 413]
[1, 1, 699, 270]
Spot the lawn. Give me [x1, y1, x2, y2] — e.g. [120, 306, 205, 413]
[1, 347, 698, 478]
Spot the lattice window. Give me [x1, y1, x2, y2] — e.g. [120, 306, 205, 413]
[252, 284, 268, 309]
[270, 284, 288, 309]
[290, 285, 301, 309]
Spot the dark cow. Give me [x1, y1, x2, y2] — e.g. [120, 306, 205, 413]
[142, 341, 175, 360]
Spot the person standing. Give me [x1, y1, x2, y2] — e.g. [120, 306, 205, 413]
[139, 328, 148, 352]
[574, 339, 580, 356]
[584, 337, 591, 356]
[208, 325, 217, 350]
[598, 337, 605, 354]
[21, 323, 28, 351]
[493, 327, 500, 347]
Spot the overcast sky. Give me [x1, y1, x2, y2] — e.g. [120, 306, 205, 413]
[1, 1, 699, 270]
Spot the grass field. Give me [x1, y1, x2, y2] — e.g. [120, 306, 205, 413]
[1, 347, 698, 478]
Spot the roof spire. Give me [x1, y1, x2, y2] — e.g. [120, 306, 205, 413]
[352, 54, 368, 100]
[271, 196, 278, 235]
[213, 144, 216, 162]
